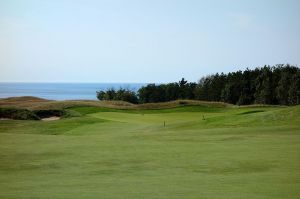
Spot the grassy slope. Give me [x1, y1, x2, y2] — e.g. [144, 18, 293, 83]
[0, 96, 229, 110]
[0, 100, 300, 199]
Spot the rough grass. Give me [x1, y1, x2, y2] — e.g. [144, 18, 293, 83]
[0, 96, 231, 111]
[0, 107, 77, 121]
[0, 97, 300, 199]
[0, 96, 134, 110]
[0, 107, 40, 120]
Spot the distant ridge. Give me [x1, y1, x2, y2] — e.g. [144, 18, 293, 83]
[0, 96, 231, 110]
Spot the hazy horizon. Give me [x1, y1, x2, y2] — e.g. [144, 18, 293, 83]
[1, 0, 300, 83]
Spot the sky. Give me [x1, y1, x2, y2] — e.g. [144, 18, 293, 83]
[0, 0, 299, 83]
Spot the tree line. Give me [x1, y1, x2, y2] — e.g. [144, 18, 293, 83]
[96, 64, 300, 105]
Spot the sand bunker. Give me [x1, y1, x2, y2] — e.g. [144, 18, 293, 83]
[41, 116, 60, 121]
[0, 118, 12, 120]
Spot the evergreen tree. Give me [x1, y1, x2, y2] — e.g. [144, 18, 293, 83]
[96, 64, 300, 105]
[288, 71, 300, 105]
[254, 66, 274, 104]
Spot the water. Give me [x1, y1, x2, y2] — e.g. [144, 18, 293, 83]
[0, 83, 146, 100]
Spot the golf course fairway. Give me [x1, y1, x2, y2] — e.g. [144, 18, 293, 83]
[1, 104, 300, 199]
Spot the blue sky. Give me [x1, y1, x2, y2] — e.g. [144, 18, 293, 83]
[0, 0, 299, 83]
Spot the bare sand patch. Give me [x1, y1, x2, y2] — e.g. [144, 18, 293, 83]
[0, 118, 12, 120]
[41, 116, 60, 121]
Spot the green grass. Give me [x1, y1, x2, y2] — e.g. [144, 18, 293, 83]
[0, 104, 300, 199]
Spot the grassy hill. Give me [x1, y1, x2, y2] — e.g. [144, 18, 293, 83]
[0, 96, 230, 110]
[0, 97, 299, 199]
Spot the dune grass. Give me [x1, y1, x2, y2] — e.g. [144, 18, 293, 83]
[0, 96, 230, 110]
[0, 99, 299, 199]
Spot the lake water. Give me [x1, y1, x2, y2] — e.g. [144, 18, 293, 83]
[0, 83, 146, 100]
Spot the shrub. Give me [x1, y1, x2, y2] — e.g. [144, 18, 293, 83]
[0, 107, 40, 120]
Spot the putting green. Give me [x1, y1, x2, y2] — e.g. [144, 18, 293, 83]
[0, 105, 300, 199]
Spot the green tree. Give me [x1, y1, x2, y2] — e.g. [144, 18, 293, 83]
[276, 72, 291, 105]
[96, 91, 106, 100]
[254, 66, 274, 104]
[288, 71, 300, 105]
